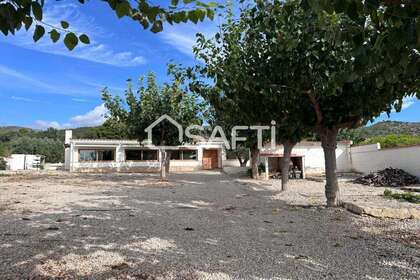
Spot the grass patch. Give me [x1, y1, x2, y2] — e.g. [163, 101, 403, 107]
[383, 189, 420, 204]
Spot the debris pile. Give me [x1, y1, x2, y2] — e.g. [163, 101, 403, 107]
[353, 168, 420, 187]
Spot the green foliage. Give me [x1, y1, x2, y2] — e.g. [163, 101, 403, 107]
[360, 134, 420, 149]
[0, 157, 6, 170]
[337, 128, 365, 144]
[190, 1, 312, 150]
[8, 137, 64, 163]
[337, 121, 420, 144]
[383, 189, 420, 204]
[0, 125, 128, 163]
[102, 68, 205, 145]
[0, 0, 220, 50]
[303, 0, 419, 127]
[226, 145, 249, 166]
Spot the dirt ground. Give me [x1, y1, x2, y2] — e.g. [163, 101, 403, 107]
[0, 171, 419, 279]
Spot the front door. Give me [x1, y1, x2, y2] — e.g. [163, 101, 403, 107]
[202, 149, 218, 170]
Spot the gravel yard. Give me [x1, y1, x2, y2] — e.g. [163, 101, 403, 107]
[0, 171, 419, 279]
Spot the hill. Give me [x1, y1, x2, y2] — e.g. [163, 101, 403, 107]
[337, 121, 420, 144]
[360, 121, 420, 137]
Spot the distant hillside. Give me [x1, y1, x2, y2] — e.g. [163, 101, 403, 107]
[337, 121, 420, 144]
[361, 121, 420, 137]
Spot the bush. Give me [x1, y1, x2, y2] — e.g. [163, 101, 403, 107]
[0, 158, 6, 170]
[8, 136, 64, 163]
[383, 189, 420, 204]
[360, 134, 420, 149]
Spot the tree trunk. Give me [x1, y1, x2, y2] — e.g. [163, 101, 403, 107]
[160, 149, 170, 181]
[281, 141, 295, 191]
[165, 151, 171, 173]
[320, 127, 341, 207]
[238, 156, 249, 167]
[250, 146, 259, 179]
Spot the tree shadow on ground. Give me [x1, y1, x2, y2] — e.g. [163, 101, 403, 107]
[0, 172, 419, 279]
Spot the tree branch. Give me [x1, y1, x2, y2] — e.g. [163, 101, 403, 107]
[337, 117, 363, 129]
[305, 90, 323, 125]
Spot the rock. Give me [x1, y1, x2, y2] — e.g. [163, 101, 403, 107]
[46, 226, 59, 231]
[342, 202, 420, 219]
[110, 262, 129, 270]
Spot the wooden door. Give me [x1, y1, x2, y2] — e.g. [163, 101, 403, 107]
[202, 149, 218, 170]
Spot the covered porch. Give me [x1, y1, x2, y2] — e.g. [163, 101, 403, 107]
[260, 152, 305, 180]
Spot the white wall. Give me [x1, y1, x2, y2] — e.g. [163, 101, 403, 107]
[260, 142, 352, 173]
[350, 144, 420, 178]
[6, 154, 43, 171]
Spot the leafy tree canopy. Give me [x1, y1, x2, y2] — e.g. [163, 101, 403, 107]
[102, 66, 205, 146]
[0, 0, 220, 50]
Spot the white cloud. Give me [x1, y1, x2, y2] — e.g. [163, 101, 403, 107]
[0, 64, 97, 96]
[391, 96, 417, 113]
[68, 104, 107, 127]
[3, 2, 146, 67]
[159, 24, 217, 57]
[33, 104, 107, 129]
[11, 96, 40, 103]
[401, 97, 415, 110]
[0, 65, 55, 91]
[33, 120, 62, 130]
[71, 98, 89, 103]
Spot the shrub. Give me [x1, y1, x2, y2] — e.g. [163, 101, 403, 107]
[360, 134, 420, 149]
[0, 158, 6, 170]
[383, 189, 420, 204]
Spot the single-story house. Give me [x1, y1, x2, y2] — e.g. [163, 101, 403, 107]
[64, 130, 353, 174]
[64, 130, 225, 172]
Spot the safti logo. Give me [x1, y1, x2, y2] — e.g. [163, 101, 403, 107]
[145, 114, 277, 150]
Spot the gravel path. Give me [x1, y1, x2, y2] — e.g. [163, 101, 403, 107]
[0, 171, 419, 279]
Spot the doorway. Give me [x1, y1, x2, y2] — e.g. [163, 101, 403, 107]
[202, 149, 219, 170]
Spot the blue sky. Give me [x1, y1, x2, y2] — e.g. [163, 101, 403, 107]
[0, 1, 419, 129]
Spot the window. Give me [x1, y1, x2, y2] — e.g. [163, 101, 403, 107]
[98, 150, 115, 161]
[125, 149, 158, 161]
[79, 149, 115, 162]
[79, 150, 97, 162]
[182, 150, 197, 160]
[167, 149, 197, 160]
[170, 150, 181, 160]
[143, 150, 158, 161]
[125, 150, 141, 161]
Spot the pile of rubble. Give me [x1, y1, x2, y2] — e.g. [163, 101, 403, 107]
[353, 168, 420, 187]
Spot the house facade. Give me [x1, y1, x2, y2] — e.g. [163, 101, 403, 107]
[64, 130, 225, 172]
[64, 130, 353, 174]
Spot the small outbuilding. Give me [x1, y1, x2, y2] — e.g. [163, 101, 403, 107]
[5, 154, 45, 171]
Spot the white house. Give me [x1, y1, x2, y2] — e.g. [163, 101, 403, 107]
[64, 130, 225, 172]
[64, 130, 353, 174]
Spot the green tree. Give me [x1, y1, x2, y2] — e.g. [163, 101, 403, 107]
[250, 0, 418, 206]
[0, 0, 219, 50]
[9, 136, 64, 163]
[102, 68, 204, 180]
[190, 1, 312, 189]
[302, 0, 418, 206]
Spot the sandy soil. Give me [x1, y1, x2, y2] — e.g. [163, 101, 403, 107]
[0, 171, 419, 279]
